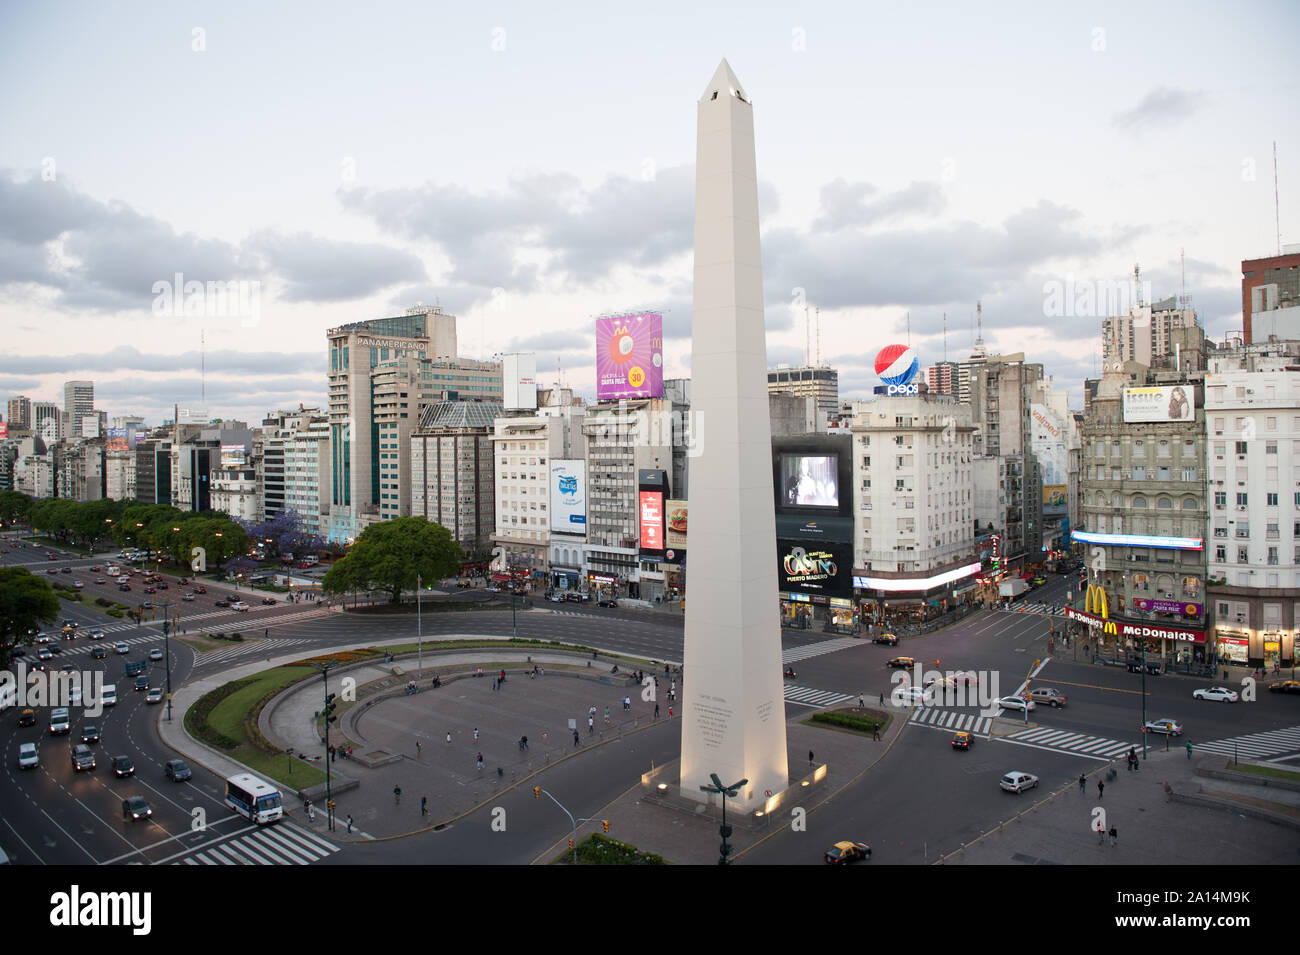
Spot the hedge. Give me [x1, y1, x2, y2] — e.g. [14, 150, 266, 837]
[812, 711, 883, 733]
[571, 834, 665, 865]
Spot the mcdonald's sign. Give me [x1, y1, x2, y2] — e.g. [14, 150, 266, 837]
[1084, 584, 1108, 618]
[1103, 621, 1117, 635]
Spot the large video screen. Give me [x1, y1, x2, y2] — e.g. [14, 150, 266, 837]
[780, 454, 839, 508]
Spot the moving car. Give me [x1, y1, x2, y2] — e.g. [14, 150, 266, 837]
[1144, 718, 1183, 736]
[80, 725, 100, 744]
[182, 592, 196, 601]
[996, 696, 1036, 712]
[112, 755, 135, 778]
[193, 585, 207, 594]
[951, 731, 973, 750]
[1028, 687, 1068, 708]
[113, 642, 129, 654]
[71, 744, 96, 772]
[18, 742, 38, 769]
[149, 648, 164, 661]
[88, 630, 104, 640]
[824, 841, 871, 864]
[91, 645, 107, 660]
[1268, 680, 1300, 695]
[17, 708, 37, 727]
[1000, 771, 1039, 793]
[49, 707, 71, 735]
[872, 633, 899, 646]
[133, 676, 149, 692]
[1192, 686, 1239, 703]
[229, 601, 249, 612]
[886, 656, 916, 669]
[145, 687, 163, 704]
[262, 596, 277, 605]
[122, 796, 152, 821]
[164, 759, 192, 782]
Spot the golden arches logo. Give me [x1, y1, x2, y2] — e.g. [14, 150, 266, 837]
[1085, 584, 1108, 618]
[1103, 621, 1117, 635]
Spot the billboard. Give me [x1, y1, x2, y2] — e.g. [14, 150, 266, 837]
[778, 453, 839, 508]
[638, 468, 666, 558]
[81, 415, 100, 439]
[502, 353, 538, 411]
[872, 343, 919, 395]
[1123, 386, 1193, 423]
[664, 499, 687, 564]
[596, 313, 663, 400]
[1043, 484, 1067, 509]
[778, 539, 853, 598]
[1031, 402, 1069, 517]
[221, 445, 247, 469]
[549, 459, 587, 533]
[0, 422, 6, 440]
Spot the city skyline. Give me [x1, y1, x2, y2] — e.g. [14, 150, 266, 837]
[2, 0, 1298, 425]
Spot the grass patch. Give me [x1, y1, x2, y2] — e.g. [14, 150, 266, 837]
[1233, 762, 1300, 783]
[177, 634, 232, 653]
[806, 708, 893, 736]
[554, 833, 665, 865]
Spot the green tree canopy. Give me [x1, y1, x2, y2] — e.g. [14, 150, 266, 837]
[322, 517, 463, 603]
[0, 567, 60, 670]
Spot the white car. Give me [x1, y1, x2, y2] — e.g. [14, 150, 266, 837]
[1192, 686, 1239, 703]
[113, 642, 130, 654]
[997, 696, 1037, 712]
[229, 601, 249, 612]
[897, 686, 930, 705]
[1144, 718, 1184, 736]
[18, 742, 38, 769]
[1000, 771, 1039, 793]
[88, 630, 105, 640]
[149, 648, 164, 661]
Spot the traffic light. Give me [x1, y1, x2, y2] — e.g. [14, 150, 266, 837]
[568, 838, 575, 851]
[324, 692, 337, 725]
[533, 786, 541, 799]
[602, 820, 609, 833]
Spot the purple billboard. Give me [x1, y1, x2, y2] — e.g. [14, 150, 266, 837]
[1133, 598, 1202, 616]
[596, 313, 663, 400]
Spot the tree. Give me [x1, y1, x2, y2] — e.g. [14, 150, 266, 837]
[322, 517, 463, 604]
[0, 567, 60, 670]
[0, 490, 32, 526]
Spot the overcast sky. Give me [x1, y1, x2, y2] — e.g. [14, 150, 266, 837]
[1, 0, 1297, 426]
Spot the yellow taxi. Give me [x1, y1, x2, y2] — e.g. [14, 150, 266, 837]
[951, 731, 973, 750]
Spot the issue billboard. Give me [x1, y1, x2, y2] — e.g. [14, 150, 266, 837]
[1123, 386, 1194, 423]
[549, 459, 587, 534]
[596, 313, 663, 400]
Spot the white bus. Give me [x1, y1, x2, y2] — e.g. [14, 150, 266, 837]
[225, 773, 284, 824]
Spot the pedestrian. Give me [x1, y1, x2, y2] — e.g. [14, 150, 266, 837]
[604, 706, 610, 721]
[588, 715, 594, 734]
[521, 735, 528, 750]
[421, 795, 428, 817]
[1097, 780, 1104, 800]
[573, 730, 580, 748]
[879, 692, 885, 706]
[445, 731, 451, 745]
[473, 727, 479, 742]
[1097, 822, 1105, 844]
[346, 814, 353, 834]
[491, 678, 497, 691]
[1186, 741, 1192, 760]
[393, 785, 401, 804]
[1126, 747, 1134, 770]
[859, 696, 865, 709]
[1109, 825, 1117, 847]
[416, 740, 421, 758]
[808, 750, 815, 768]
[872, 726, 880, 741]
[654, 702, 660, 719]
[667, 705, 673, 719]
[477, 752, 484, 770]
[1079, 773, 1086, 792]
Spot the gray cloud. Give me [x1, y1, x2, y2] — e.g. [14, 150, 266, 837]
[813, 180, 946, 232]
[0, 346, 321, 376]
[246, 231, 428, 303]
[1112, 87, 1205, 132]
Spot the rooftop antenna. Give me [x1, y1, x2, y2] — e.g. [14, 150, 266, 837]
[1275, 141, 1282, 256]
[906, 311, 911, 347]
[201, 330, 206, 405]
[815, 306, 821, 365]
[1134, 263, 1143, 307]
[943, 312, 948, 363]
[804, 304, 810, 366]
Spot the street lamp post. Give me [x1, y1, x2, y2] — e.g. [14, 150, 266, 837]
[1141, 642, 1148, 761]
[310, 661, 338, 831]
[700, 773, 748, 865]
[416, 571, 423, 673]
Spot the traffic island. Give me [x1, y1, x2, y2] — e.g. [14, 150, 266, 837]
[803, 707, 892, 738]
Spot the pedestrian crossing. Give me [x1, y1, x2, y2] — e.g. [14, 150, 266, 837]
[782, 637, 863, 665]
[1002, 725, 1136, 759]
[908, 707, 993, 735]
[170, 822, 339, 866]
[193, 638, 310, 667]
[1004, 602, 1066, 617]
[1194, 725, 1300, 761]
[782, 683, 856, 708]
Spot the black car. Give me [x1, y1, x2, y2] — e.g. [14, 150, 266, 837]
[597, 599, 618, 608]
[164, 759, 192, 782]
[872, 633, 899, 646]
[133, 675, 149, 691]
[122, 796, 151, 821]
[91, 645, 107, 659]
[1127, 659, 1163, 675]
[112, 755, 135, 777]
[81, 725, 101, 744]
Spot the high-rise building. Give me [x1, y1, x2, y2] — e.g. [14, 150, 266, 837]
[34, 401, 61, 442]
[63, 380, 94, 438]
[1204, 337, 1300, 668]
[283, 417, 330, 539]
[411, 401, 502, 556]
[1241, 247, 1300, 344]
[767, 364, 838, 420]
[1102, 297, 1199, 368]
[7, 396, 32, 431]
[925, 362, 958, 397]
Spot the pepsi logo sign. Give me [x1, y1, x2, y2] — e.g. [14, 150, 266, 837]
[875, 344, 919, 391]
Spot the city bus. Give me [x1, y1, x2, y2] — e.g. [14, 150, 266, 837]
[224, 773, 284, 825]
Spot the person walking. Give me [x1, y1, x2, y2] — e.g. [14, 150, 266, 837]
[491, 677, 497, 691]
[346, 814, 353, 834]
[1186, 741, 1193, 760]
[476, 752, 484, 770]
[573, 730, 580, 748]
[1097, 822, 1105, 844]
[1126, 747, 1135, 771]
[445, 731, 451, 745]
[1079, 773, 1086, 792]
[808, 750, 815, 768]
[521, 735, 528, 751]
[1097, 779, 1104, 800]
[667, 705, 673, 719]
[473, 727, 479, 742]
[416, 740, 421, 758]
[1109, 825, 1117, 847]
[420, 795, 428, 817]
[393, 785, 401, 804]
[587, 715, 594, 734]
[654, 702, 660, 719]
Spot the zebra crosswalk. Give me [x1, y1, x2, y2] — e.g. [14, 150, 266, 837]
[1193, 725, 1300, 761]
[193, 638, 310, 667]
[908, 707, 993, 735]
[169, 822, 339, 865]
[782, 637, 863, 665]
[1002, 725, 1135, 759]
[1004, 602, 1065, 617]
[782, 683, 856, 708]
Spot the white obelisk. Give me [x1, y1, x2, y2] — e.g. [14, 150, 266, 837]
[680, 60, 788, 808]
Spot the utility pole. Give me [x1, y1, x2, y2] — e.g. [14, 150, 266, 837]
[311, 661, 338, 831]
